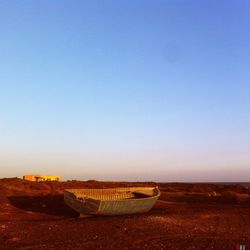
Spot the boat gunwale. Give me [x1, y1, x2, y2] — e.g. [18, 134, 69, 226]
[64, 187, 161, 202]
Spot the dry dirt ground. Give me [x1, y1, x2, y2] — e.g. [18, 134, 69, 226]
[0, 178, 250, 250]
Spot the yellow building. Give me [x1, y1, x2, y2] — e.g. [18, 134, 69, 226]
[39, 175, 60, 181]
[23, 175, 60, 182]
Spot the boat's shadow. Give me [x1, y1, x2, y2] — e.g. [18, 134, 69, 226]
[8, 195, 79, 218]
[8, 196, 168, 219]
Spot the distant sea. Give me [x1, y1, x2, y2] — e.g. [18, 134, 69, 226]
[182, 182, 250, 188]
[210, 182, 250, 188]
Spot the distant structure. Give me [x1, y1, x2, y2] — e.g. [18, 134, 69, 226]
[23, 175, 60, 182]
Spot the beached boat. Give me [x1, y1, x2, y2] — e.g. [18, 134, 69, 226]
[64, 187, 160, 217]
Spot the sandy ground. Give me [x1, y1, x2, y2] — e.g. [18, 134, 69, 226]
[0, 178, 250, 250]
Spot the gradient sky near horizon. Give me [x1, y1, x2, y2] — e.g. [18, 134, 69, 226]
[0, 0, 250, 181]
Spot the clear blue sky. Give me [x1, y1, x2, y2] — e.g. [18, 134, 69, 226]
[0, 0, 249, 181]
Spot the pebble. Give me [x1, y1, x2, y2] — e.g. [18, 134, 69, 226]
[10, 237, 20, 242]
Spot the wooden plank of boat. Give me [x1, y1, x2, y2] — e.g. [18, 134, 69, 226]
[64, 187, 160, 217]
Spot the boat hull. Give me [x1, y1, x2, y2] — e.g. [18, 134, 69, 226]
[64, 187, 160, 217]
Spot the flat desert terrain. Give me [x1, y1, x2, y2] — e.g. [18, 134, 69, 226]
[0, 178, 250, 250]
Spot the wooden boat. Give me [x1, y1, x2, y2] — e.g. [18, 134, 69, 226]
[64, 187, 160, 217]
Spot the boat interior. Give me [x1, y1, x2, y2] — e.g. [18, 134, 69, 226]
[66, 187, 159, 201]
